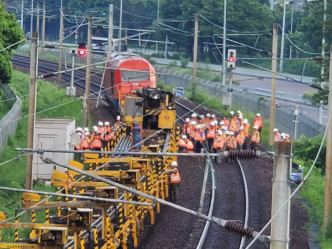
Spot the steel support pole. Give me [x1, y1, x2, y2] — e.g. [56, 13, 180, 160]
[270, 142, 291, 249]
[30, 0, 34, 35]
[323, 45, 332, 229]
[26, 32, 38, 190]
[269, 24, 278, 146]
[222, 0, 227, 86]
[41, 0, 46, 56]
[83, 16, 92, 127]
[36, 2, 40, 37]
[20, 0, 24, 29]
[279, 0, 286, 73]
[118, 0, 123, 52]
[108, 4, 113, 56]
[58, 8, 64, 84]
[193, 14, 198, 96]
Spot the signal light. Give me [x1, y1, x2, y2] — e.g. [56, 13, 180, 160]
[227, 49, 236, 69]
[78, 43, 87, 57]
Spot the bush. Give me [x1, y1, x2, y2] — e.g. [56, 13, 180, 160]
[179, 56, 189, 68]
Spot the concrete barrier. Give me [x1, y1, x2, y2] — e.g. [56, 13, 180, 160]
[0, 84, 22, 154]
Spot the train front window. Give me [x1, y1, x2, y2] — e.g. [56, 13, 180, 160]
[121, 70, 149, 82]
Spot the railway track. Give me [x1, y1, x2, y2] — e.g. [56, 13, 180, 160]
[12, 54, 104, 95]
[8, 55, 309, 249]
[173, 97, 270, 249]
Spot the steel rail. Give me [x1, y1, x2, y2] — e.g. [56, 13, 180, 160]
[196, 156, 216, 249]
[236, 157, 250, 249]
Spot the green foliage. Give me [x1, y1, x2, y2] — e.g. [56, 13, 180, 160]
[179, 56, 189, 68]
[0, 2, 24, 84]
[293, 134, 326, 173]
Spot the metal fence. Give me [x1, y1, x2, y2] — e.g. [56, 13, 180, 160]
[157, 67, 324, 138]
[0, 84, 22, 154]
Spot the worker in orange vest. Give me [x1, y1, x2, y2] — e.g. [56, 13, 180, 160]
[189, 121, 197, 148]
[90, 126, 103, 151]
[236, 126, 245, 150]
[283, 134, 291, 143]
[178, 135, 187, 151]
[195, 125, 206, 153]
[243, 119, 250, 150]
[114, 116, 123, 130]
[229, 115, 238, 135]
[274, 128, 281, 142]
[182, 118, 190, 136]
[206, 122, 216, 151]
[213, 130, 225, 152]
[166, 161, 181, 202]
[250, 125, 261, 150]
[183, 136, 194, 151]
[226, 131, 237, 150]
[253, 113, 263, 134]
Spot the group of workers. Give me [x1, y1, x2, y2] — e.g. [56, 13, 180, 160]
[273, 128, 291, 142]
[74, 116, 123, 151]
[179, 111, 291, 153]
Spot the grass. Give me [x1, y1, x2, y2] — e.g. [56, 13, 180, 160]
[0, 70, 84, 240]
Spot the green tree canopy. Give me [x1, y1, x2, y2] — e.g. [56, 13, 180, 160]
[0, 2, 24, 84]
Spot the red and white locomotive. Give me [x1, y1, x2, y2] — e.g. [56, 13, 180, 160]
[103, 53, 156, 111]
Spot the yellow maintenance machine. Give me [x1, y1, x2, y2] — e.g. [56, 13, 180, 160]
[0, 87, 179, 249]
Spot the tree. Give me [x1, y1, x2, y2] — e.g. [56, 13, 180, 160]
[0, 2, 24, 84]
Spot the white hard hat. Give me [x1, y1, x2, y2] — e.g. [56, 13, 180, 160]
[211, 114, 216, 118]
[196, 125, 201, 129]
[210, 122, 214, 126]
[191, 121, 196, 125]
[214, 120, 218, 125]
[117, 116, 121, 121]
[200, 115, 204, 118]
[218, 130, 222, 135]
[273, 128, 278, 132]
[85, 132, 90, 136]
[93, 126, 98, 132]
[226, 131, 230, 135]
[253, 125, 258, 130]
[220, 121, 224, 125]
[98, 121, 103, 126]
[105, 121, 110, 126]
[76, 127, 83, 132]
[192, 113, 197, 118]
[185, 118, 190, 123]
[243, 119, 248, 124]
[230, 111, 234, 115]
[240, 126, 244, 131]
[84, 127, 89, 132]
[286, 134, 290, 138]
[281, 133, 285, 138]
[229, 131, 234, 135]
[256, 113, 261, 117]
[171, 161, 178, 167]
[237, 110, 241, 114]
[182, 135, 187, 139]
[207, 113, 211, 117]
[221, 126, 226, 130]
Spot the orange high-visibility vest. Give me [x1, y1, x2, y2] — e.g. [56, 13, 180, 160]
[236, 131, 245, 145]
[213, 136, 225, 149]
[190, 126, 196, 138]
[81, 138, 90, 149]
[195, 129, 205, 142]
[229, 119, 238, 132]
[227, 136, 237, 149]
[207, 127, 216, 139]
[251, 130, 261, 143]
[185, 140, 194, 150]
[253, 117, 263, 128]
[179, 139, 186, 148]
[244, 124, 250, 137]
[274, 132, 281, 142]
[170, 169, 181, 183]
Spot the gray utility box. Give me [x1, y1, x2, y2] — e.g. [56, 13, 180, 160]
[32, 118, 76, 181]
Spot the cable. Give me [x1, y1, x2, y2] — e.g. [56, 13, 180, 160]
[0, 38, 26, 53]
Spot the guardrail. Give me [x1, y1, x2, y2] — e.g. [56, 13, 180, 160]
[0, 84, 22, 154]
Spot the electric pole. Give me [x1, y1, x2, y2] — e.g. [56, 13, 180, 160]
[26, 32, 38, 190]
[58, 8, 64, 84]
[222, 0, 227, 86]
[108, 4, 113, 56]
[269, 24, 278, 146]
[270, 142, 291, 249]
[41, 0, 46, 56]
[36, 1, 40, 37]
[323, 45, 332, 229]
[193, 14, 198, 96]
[118, 0, 123, 52]
[84, 16, 92, 127]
